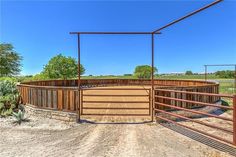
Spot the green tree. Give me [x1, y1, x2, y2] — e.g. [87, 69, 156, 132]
[185, 70, 193, 75]
[134, 65, 157, 79]
[41, 54, 85, 80]
[0, 44, 22, 76]
[215, 70, 234, 78]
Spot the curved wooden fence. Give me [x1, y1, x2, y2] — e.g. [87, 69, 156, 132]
[18, 79, 219, 113]
[19, 79, 217, 87]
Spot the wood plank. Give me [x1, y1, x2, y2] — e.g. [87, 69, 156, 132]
[57, 90, 63, 110]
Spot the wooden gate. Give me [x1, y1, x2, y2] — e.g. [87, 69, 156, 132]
[80, 87, 151, 117]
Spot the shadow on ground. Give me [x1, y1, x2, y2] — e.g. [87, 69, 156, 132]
[79, 119, 152, 124]
[161, 123, 236, 156]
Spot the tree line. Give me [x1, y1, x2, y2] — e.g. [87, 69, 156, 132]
[1, 43, 234, 80]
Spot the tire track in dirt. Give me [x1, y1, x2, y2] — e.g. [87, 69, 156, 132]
[72, 93, 124, 157]
[70, 124, 124, 157]
[111, 124, 140, 157]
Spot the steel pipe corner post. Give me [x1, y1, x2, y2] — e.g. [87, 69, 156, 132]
[204, 65, 207, 81]
[234, 65, 236, 94]
[77, 33, 81, 123]
[233, 95, 236, 146]
[151, 33, 155, 122]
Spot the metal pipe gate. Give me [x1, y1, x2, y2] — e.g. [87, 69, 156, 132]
[154, 88, 236, 146]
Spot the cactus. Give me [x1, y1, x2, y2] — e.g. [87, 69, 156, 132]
[12, 105, 28, 125]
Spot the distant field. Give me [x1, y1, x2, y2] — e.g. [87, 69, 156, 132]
[82, 74, 218, 80]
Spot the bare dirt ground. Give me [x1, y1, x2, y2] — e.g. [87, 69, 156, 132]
[1, 86, 236, 157]
[1, 115, 235, 157]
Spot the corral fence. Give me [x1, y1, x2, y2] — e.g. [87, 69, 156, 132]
[19, 85, 79, 113]
[18, 79, 236, 146]
[18, 79, 219, 113]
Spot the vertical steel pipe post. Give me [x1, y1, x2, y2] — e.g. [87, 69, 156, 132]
[235, 65, 236, 94]
[151, 33, 154, 122]
[204, 65, 207, 81]
[233, 95, 236, 145]
[77, 34, 81, 122]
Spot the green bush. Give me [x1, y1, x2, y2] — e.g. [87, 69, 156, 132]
[0, 80, 21, 117]
[215, 70, 234, 78]
[0, 76, 34, 82]
[0, 77, 18, 82]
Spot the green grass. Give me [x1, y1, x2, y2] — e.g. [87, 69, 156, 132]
[81, 75, 137, 79]
[156, 74, 216, 80]
[218, 80, 235, 95]
[81, 74, 219, 80]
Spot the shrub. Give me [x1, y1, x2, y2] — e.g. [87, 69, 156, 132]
[215, 70, 234, 78]
[0, 80, 22, 117]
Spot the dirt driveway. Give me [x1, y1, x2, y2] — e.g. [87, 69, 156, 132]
[1, 85, 236, 157]
[1, 116, 236, 157]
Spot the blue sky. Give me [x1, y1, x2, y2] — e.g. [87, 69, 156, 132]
[0, 0, 235, 75]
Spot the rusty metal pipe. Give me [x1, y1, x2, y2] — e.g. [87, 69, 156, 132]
[155, 102, 233, 122]
[70, 32, 161, 35]
[155, 108, 233, 134]
[155, 95, 233, 110]
[233, 95, 236, 145]
[77, 34, 81, 122]
[152, 0, 223, 33]
[155, 89, 233, 98]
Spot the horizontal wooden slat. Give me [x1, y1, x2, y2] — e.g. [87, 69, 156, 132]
[83, 101, 149, 103]
[83, 107, 149, 110]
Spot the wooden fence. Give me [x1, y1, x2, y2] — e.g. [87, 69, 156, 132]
[18, 79, 219, 113]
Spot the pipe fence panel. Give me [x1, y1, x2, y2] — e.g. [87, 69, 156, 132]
[154, 88, 236, 146]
